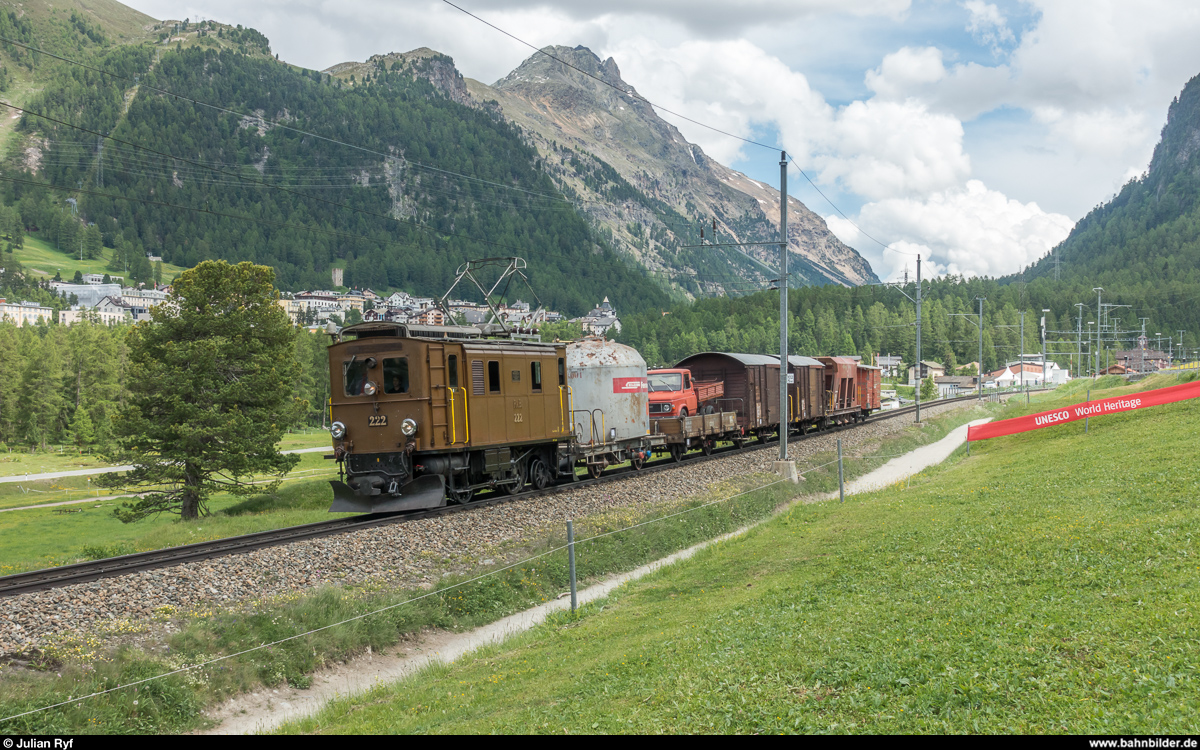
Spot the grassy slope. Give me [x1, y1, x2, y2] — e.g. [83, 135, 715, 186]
[8, 233, 187, 283]
[0, 452, 339, 573]
[0, 427, 328, 483]
[0, 404, 995, 734]
[280, 375, 1200, 734]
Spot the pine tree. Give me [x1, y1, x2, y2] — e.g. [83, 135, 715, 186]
[101, 261, 304, 521]
[69, 396, 95, 453]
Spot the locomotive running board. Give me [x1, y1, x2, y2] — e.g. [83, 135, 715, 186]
[328, 475, 447, 513]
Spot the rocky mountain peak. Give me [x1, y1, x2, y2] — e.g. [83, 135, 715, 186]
[1148, 72, 1200, 183]
[483, 45, 877, 287]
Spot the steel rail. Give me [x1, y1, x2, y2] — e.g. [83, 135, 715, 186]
[0, 390, 1029, 597]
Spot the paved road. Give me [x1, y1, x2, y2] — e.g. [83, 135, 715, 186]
[0, 446, 330, 485]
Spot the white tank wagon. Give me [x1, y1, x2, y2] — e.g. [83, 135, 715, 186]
[564, 337, 664, 476]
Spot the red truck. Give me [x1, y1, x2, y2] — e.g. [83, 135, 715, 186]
[647, 368, 724, 418]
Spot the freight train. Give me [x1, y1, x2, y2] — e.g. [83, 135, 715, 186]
[325, 321, 880, 513]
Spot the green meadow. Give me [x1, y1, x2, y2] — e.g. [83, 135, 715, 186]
[0, 402, 994, 734]
[275, 374, 1200, 734]
[0, 450, 337, 575]
[8, 234, 186, 284]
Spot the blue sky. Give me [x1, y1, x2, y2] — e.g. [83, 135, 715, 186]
[127, 0, 1200, 281]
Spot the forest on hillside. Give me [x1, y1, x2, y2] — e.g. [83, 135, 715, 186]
[616, 273, 1194, 374]
[1, 40, 669, 317]
[0, 320, 331, 452]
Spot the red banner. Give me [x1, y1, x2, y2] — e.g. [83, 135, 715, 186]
[967, 379, 1200, 441]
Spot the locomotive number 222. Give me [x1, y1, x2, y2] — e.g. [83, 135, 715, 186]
[368, 415, 388, 427]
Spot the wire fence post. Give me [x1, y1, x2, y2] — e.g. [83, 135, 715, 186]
[567, 520, 577, 613]
[837, 438, 845, 503]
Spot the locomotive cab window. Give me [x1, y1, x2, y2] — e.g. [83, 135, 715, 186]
[343, 359, 371, 397]
[558, 357, 565, 386]
[447, 355, 458, 388]
[488, 360, 501, 393]
[531, 361, 542, 392]
[383, 357, 409, 394]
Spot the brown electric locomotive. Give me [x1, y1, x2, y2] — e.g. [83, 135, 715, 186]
[327, 321, 572, 512]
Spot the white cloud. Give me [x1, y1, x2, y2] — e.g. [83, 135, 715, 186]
[817, 98, 970, 200]
[1032, 106, 1149, 158]
[610, 37, 971, 202]
[859, 180, 1074, 280]
[962, 0, 1014, 53]
[865, 46, 946, 100]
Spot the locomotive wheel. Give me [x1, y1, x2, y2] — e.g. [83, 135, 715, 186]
[587, 462, 604, 480]
[631, 454, 646, 471]
[670, 445, 684, 463]
[530, 457, 554, 490]
[510, 459, 529, 494]
[732, 437, 745, 449]
[701, 440, 713, 456]
[449, 486, 474, 504]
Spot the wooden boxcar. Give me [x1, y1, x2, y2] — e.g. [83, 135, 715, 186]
[673, 352, 781, 440]
[785, 355, 826, 430]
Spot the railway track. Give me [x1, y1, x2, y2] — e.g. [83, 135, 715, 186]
[0, 392, 1021, 597]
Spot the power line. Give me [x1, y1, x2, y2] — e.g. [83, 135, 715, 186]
[0, 174, 749, 287]
[439, 2, 905, 259]
[785, 159, 901, 254]
[439, 0, 780, 153]
[0, 35, 587, 208]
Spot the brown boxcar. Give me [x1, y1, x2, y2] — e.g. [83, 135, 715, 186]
[327, 322, 569, 511]
[856, 363, 882, 413]
[785, 355, 826, 429]
[673, 352, 781, 439]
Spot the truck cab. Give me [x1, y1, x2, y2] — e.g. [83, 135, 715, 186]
[648, 368, 723, 418]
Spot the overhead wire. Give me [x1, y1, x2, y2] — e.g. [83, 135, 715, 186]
[0, 173, 751, 287]
[436, 2, 903, 256]
[1, 31, 892, 291]
[0, 35, 589, 208]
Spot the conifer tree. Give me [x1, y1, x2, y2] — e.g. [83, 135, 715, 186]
[102, 261, 304, 521]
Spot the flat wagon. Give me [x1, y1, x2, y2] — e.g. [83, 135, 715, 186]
[673, 352, 782, 443]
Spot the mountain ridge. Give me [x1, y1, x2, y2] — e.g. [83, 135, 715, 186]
[474, 45, 878, 289]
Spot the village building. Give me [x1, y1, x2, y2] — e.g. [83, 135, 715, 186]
[934, 375, 979, 398]
[120, 287, 168, 307]
[874, 354, 903, 378]
[0, 298, 53, 327]
[49, 282, 123, 308]
[1113, 335, 1170, 373]
[414, 307, 446, 326]
[572, 296, 621, 336]
[985, 358, 1069, 387]
[59, 304, 129, 326]
[907, 360, 945, 385]
[96, 295, 151, 323]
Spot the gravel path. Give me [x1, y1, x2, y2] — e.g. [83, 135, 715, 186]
[0, 401, 978, 656]
[0, 446, 329, 485]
